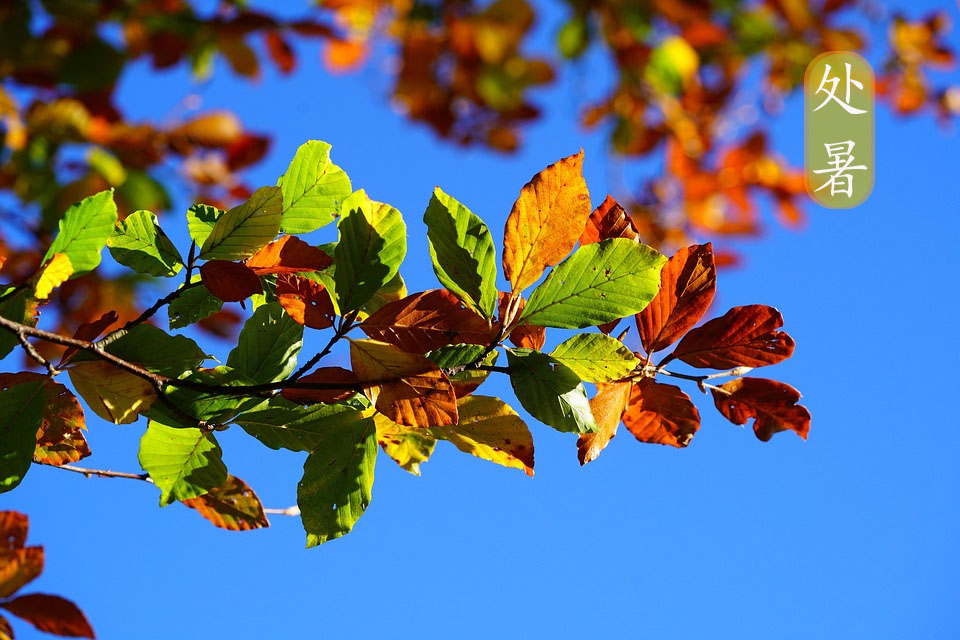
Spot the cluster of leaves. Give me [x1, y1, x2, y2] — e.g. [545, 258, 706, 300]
[0, 511, 95, 639]
[0, 141, 808, 549]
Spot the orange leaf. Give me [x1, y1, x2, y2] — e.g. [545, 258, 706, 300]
[276, 274, 335, 329]
[577, 381, 631, 465]
[0, 594, 94, 638]
[245, 235, 332, 275]
[350, 339, 458, 428]
[497, 292, 545, 350]
[0, 547, 43, 599]
[199, 260, 263, 302]
[711, 377, 810, 441]
[621, 378, 700, 448]
[361, 289, 493, 354]
[636, 243, 716, 354]
[0, 512, 28, 551]
[502, 150, 592, 291]
[324, 39, 366, 73]
[669, 304, 795, 369]
[182, 475, 270, 531]
[579, 195, 641, 245]
[280, 367, 358, 405]
[58, 310, 118, 366]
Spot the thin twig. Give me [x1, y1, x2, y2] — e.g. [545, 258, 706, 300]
[98, 280, 202, 347]
[16, 332, 59, 376]
[290, 309, 358, 381]
[183, 241, 197, 285]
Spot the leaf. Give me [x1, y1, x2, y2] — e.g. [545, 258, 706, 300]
[199, 186, 282, 260]
[498, 292, 545, 350]
[0, 380, 46, 492]
[276, 274, 336, 329]
[0, 614, 10, 640]
[622, 378, 700, 448]
[168, 279, 223, 329]
[108, 209, 183, 277]
[71, 325, 205, 376]
[373, 415, 435, 476]
[425, 343, 498, 397]
[429, 395, 534, 475]
[238, 397, 369, 452]
[0, 293, 27, 360]
[711, 377, 810, 441]
[279, 367, 357, 405]
[360, 289, 493, 354]
[150, 367, 259, 427]
[669, 305, 795, 369]
[502, 150, 593, 291]
[333, 190, 406, 312]
[0, 547, 43, 599]
[550, 333, 640, 382]
[349, 339, 458, 428]
[0, 511, 28, 550]
[360, 271, 406, 316]
[636, 243, 716, 354]
[278, 140, 352, 233]
[579, 195, 641, 245]
[58, 310, 118, 366]
[226, 302, 303, 384]
[422, 187, 498, 317]
[505, 349, 597, 434]
[43, 190, 118, 275]
[297, 413, 376, 547]
[186, 203, 223, 247]
[182, 475, 270, 531]
[0, 373, 90, 467]
[138, 421, 228, 506]
[520, 238, 666, 329]
[245, 235, 332, 275]
[32, 253, 73, 300]
[0, 594, 95, 638]
[199, 260, 263, 302]
[577, 382, 631, 465]
[68, 361, 156, 425]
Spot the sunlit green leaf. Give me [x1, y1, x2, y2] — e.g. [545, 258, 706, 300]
[186, 203, 223, 248]
[108, 209, 183, 277]
[199, 186, 282, 260]
[278, 140, 352, 233]
[168, 278, 223, 329]
[226, 302, 302, 384]
[238, 397, 371, 453]
[550, 333, 640, 382]
[43, 190, 118, 275]
[505, 348, 597, 434]
[138, 421, 228, 506]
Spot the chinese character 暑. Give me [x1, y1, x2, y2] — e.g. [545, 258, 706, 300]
[813, 63, 868, 115]
[813, 141, 867, 197]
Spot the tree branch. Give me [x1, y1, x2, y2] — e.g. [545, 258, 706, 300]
[98, 280, 202, 347]
[17, 331, 59, 376]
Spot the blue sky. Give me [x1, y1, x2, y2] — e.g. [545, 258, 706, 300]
[5, 1, 960, 638]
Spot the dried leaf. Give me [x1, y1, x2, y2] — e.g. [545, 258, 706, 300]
[578, 381, 631, 465]
[199, 260, 263, 302]
[0, 373, 88, 466]
[0, 594, 94, 638]
[0, 511, 28, 551]
[245, 235, 332, 275]
[498, 292, 544, 350]
[280, 367, 358, 405]
[0, 547, 43, 599]
[276, 274, 336, 330]
[622, 378, 700, 448]
[670, 304, 795, 369]
[67, 361, 156, 425]
[182, 475, 270, 531]
[58, 310, 118, 366]
[711, 377, 810, 441]
[579, 195, 641, 245]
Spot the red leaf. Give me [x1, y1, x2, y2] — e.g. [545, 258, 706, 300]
[281, 367, 358, 405]
[711, 377, 810, 441]
[276, 274, 335, 329]
[265, 31, 296, 74]
[226, 134, 270, 171]
[637, 243, 716, 354]
[199, 261, 263, 302]
[621, 378, 700, 448]
[245, 236, 332, 275]
[669, 304, 795, 369]
[579, 195, 641, 245]
[0, 512, 28, 551]
[58, 311, 118, 366]
[1, 594, 94, 638]
[361, 290, 493, 354]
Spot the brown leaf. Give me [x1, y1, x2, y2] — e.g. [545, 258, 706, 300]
[497, 292, 545, 350]
[361, 289, 493, 354]
[637, 243, 716, 354]
[0, 613, 12, 640]
[182, 475, 270, 531]
[169, 111, 243, 150]
[0, 512, 27, 552]
[280, 367, 357, 405]
[578, 381, 631, 465]
[0, 594, 94, 638]
[350, 339, 458, 428]
[669, 304, 795, 369]
[265, 31, 296, 74]
[621, 378, 700, 448]
[0, 547, 43, 599]
[579, 195, 641, 245]
[0, 374, 89, 466]
[502, 150, 592, 291]
[711, 377, 810, 441]
[199, 260, 263, 302]
[245, 235, 332, 275]
[276, 274, 335, 329]
[58, 311, 118, 366]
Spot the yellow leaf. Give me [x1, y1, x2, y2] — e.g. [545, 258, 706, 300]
[373, 413, 436, 476]
[661, 36, 699, 83]
[502, 150, 592, 292]
[67, 361, 156, 424]
[32, 253, 73, 300]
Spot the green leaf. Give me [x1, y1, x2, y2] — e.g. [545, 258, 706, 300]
[226, 302, 303, 384]
[0, 292, 27, 360]
[297, 413, 377, 547]
[0, 380, 45, 493]
[138, 421, 228, 506]
[108, 209, 183, 277]
[199, 186, 282, 260]
[520, 238, 665, 329]
[278, 140, 352, 233]
[550, 333, 640, 382]
[237, 397, 372, 452]
[148, 367, 261, 427]
[43, 190, 118, 275]
[422, 187, 498, 318]
[425, 343, 498, 392]
[168, 278, 223, 329]
[334, 190, 406, 312]
[505, 348, 597, 434]
[71, 325, 205, 376]
[186, 203, 223, 247]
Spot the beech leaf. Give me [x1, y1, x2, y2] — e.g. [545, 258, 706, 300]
[0, 594, 95, 638]
[199, 186, 282, 260]
[199, 260, 263, 302]
[577, 381, 632, 465]
[138, 421, 228, 506]
[550, 333, 640, 382]
[278, 140, 352, 233]
[579, 195, 641, 245]
[622, 378, 701, 448]
[711, 378, 810, 441]
[505, 348, 597, 434]
[108, 209, 183, 277]
[227, 302, 303, 384]
[669, 304, 795, 369]
[182, 475, 270, 531]
[0, 379, 45, 492]
[67, 361, 156, 425]
[42, 189, 117, 275]
[245, 235, 332, 275]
